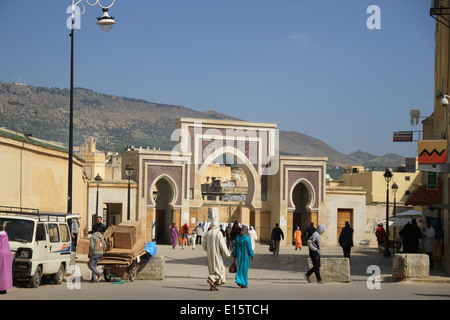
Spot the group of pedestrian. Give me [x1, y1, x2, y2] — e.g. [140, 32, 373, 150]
[169, 222, 206, 250]
[399, 218, 436, 269]
[204, 220, 333, 288]
[399, 218, 422, 253]
[376, 218, 436, 270]
[204, 218, 256, 290]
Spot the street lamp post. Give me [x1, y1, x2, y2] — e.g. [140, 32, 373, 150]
[125, 162, 134, 220]
[67, 0, 116, 215]
[383, 169, 393, 258]
[94, 173, 103, 225]
[391, 182, 398, 250]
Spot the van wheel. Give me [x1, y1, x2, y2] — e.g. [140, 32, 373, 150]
[52, 264, 65, 285]
[29, 266, 42, 288]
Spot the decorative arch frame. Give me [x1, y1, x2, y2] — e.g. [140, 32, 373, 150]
[150, 174, 179, 207]
[197, 145, 261, 206]
[290, 178, 316, 212]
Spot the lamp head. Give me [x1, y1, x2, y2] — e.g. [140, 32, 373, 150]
[94, 173, 103, 186]
[383, 169, 393, 183]
[391, 182, 398, 194]
[125, 162, 134, 177]
[97, 8, 115, 32]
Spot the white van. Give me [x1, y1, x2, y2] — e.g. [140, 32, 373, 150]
[0, 207, 79, 288]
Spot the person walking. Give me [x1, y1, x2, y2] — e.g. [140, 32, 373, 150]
[87, 216, 106, 235]
[0, 231, 12, 294]
[88, 224, 106, 283]
[248, 226, 258, 251]
[181, 223, 190, 246]
[400, 219, 422, 253]
[195, 223, 204, 245]
[225, 223, 232, 249]
[304, 224, 326, 284]
[71, 217, 80, 253]
[410, 218, 423, 253]
[230, 221, 241, 240]
[303, 223, 316, 243]
[190, 230, 197, 250]
[232, 225, 254, 288]
[423, 221, 436, 269]
[270, 223, 284, 255]
[294, 226, 302, 250]
[203, 214, 231, 291]
[219, 225, 225, 237]
[338, 221, 354, 260]
[229, 221, 241, 250]
[375, 223, 386, 253]
[169, 223, 179, 249]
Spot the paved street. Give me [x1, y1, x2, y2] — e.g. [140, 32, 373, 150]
[1, 243, 449, 306]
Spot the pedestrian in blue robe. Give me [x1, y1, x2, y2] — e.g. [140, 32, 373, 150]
[232, 225, 254, 288]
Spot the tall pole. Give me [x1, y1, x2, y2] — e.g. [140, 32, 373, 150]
[95, 183, 100, 222]
[384, 181, 391, 257]
[68, 16, 74, 215]
[127, 175, 131, 220]
[393, 191, 397, 249]
[67, 1, 116, 216]
[125, 162, 134, 221]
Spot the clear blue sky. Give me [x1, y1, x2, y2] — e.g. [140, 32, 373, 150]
[0, 1, 436, 157]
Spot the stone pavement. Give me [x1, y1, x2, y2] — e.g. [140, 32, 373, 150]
[159, 243, 450, 283]
[76, 242, 450, 283]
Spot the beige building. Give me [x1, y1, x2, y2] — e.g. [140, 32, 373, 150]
[79, 137, 137, 232]
[0, 118, 392, 251]
[341, 165, 422, 206]
[0, 127, 87, 220]
[415, 0, 450, 273]
[323, 185, 367, 247]
[119, 118, 375, 248]
[336, 163, 423, 248]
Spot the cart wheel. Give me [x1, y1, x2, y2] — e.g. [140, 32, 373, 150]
[128, 261, 138, 282]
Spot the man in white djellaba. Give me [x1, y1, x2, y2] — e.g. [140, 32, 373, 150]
[248, 226, 258, 251]
[203, 213, 230, 291]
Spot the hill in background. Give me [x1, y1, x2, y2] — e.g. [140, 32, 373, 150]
[0, 82, 407, 176]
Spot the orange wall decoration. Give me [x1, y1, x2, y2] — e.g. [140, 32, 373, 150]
[418, 140, 447, 164]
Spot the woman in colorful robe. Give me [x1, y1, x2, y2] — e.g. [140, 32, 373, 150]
[232, 225, 254, 288]
[294, 226, 302, 250]
[0, 231, 13, 294]
[169, 223, 179, 249]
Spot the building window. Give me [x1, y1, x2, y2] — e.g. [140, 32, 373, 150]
[405, 176, 410, 181]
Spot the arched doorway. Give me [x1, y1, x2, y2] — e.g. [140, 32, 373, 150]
[154, 177, 176, 244]
[292, 181, 314, 235]
[197, 148, 260, 208]
[196, 150, 259, 231]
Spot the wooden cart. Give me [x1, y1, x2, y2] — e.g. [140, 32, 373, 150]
[100, 258, 140, 282]
[98, 222, 147, 282]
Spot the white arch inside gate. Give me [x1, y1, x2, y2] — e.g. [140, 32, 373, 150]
[197, 145, 261, 207]
[290, 178, 316, 211]
[150, 174, 178, 207]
